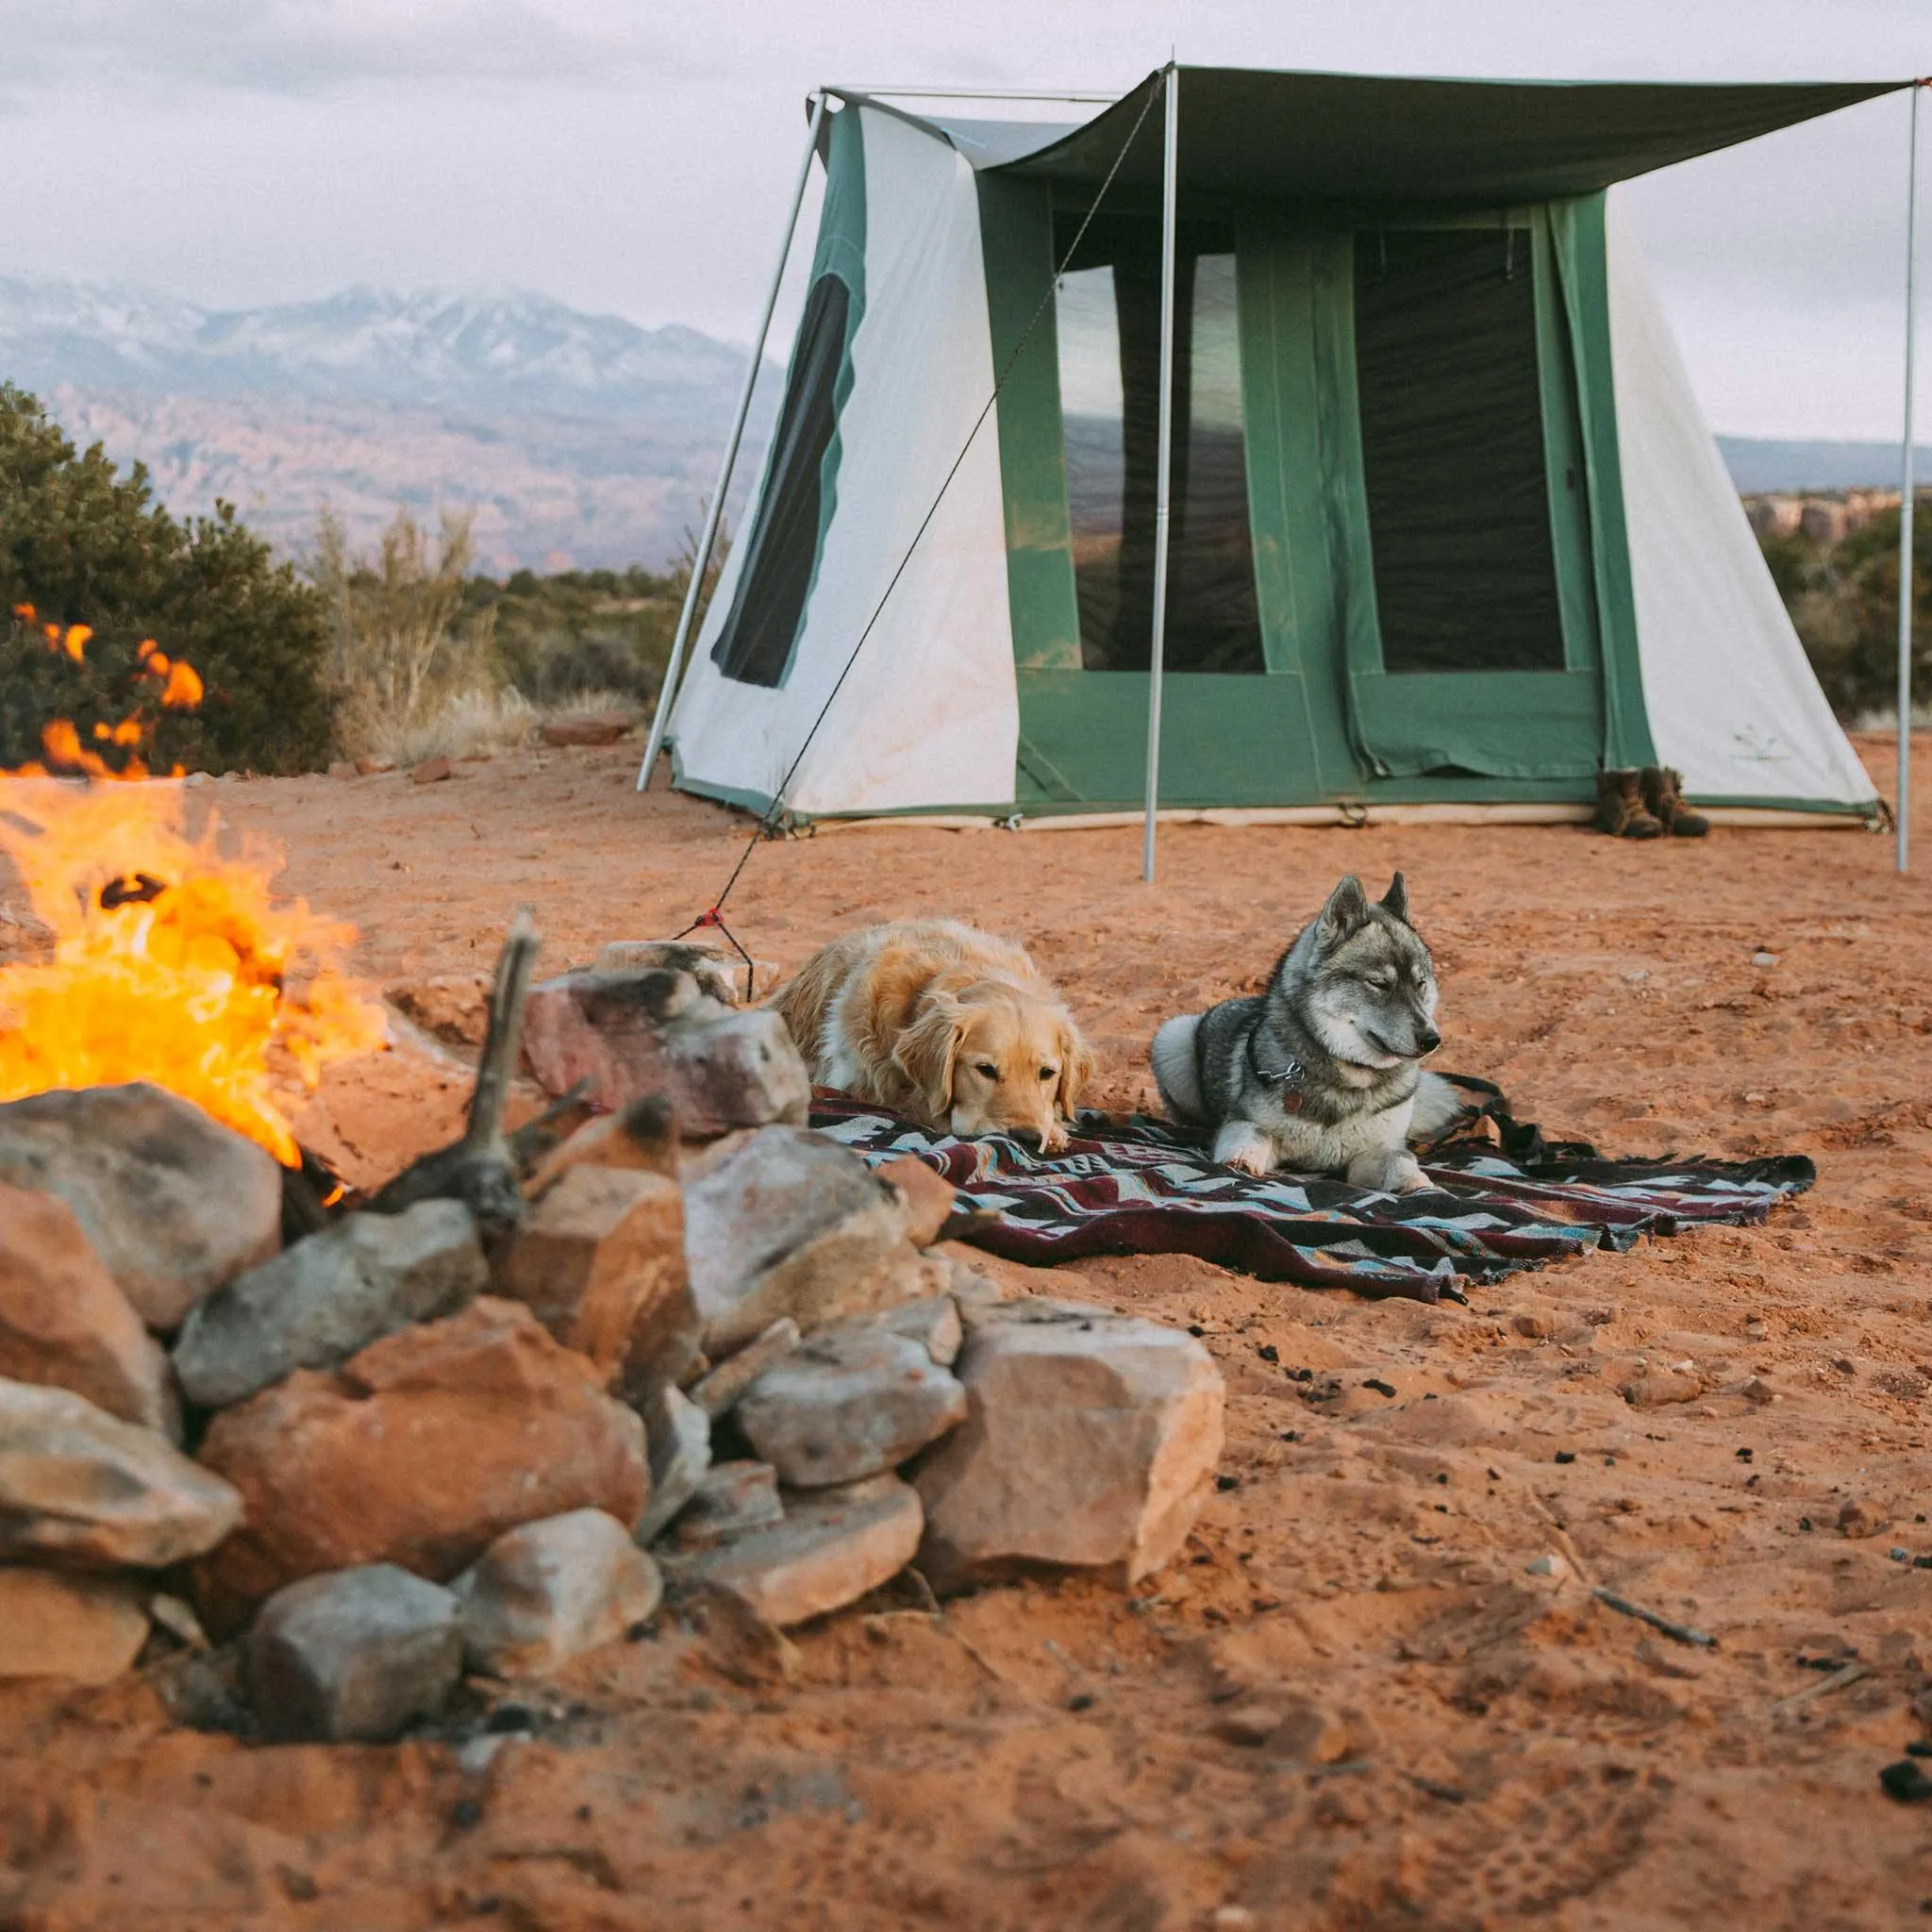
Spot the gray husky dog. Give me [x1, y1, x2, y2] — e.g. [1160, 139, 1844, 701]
[1150, 873, 1460, 1193]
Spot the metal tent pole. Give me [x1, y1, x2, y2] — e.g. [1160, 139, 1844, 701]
[636, 90, 829, 792]
[1141, 65, 1180, 884]
[1898, 80, 1923, 873]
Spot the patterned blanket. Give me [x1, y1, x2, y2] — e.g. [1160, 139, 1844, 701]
[808, 1081, 1812, 1305]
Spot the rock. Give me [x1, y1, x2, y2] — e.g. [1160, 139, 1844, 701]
[876, 1157, 960, 1248]
[194, 1299, 650, 1630]
[0, 1083, 282, 1331]
[523, 969, 809, 1134]
[327, 759, 358, 778]
[541, 712, 632, 748]
[738, 1327, 967, 1488]
[689, 1318, 801, 1421]
[452, 1507, 662, 1675]
[0, 1377, 242, 1570]
[174, 1201, 486, 1410]
[872, 1295, 963, 1367]
[1839, 1498, 1888, 1541]
[913, 1299, 1224, 1593]
[0, 1181, 179, 1436]
[491, 1166, 698, 1398]
[386, 974, 491, 1049]
[678, 1577, 801, 1687]
[409, 757, 453, 785]
[525, 1098, 679, 1196]
[1214, 1697, 1350, 1761]
[667, 1461, 785, 1551]
[594, 940, 782, 1006]
[682, 1127, 928, 1355]
[355, 756, 396, 776]
[1621, 1373, 1704, 1410]
[0, 1568, 150, 1684]
[942, 1258, 1006, 1310]
[669, 1474, 922, 1628]
[633, 1387, 711, 1547]
[248, 1564, 462, 1742]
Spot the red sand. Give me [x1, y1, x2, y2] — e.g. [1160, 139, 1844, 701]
[4, 732, 1932, 1928]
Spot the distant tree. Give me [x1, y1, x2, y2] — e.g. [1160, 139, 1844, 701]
[0, 383, 331, 773]
[1768, 501, 1932, 721]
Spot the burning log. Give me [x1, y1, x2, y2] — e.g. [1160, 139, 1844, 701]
[365, 909, 541, 1244]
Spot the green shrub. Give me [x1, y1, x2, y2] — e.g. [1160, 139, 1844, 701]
[0, 383, 331, 773]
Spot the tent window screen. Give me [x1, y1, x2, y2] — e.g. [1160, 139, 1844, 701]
[709, 272, 851, 687]
[1353, 228, 1565, 674]
[1055, 213, 1263, 674]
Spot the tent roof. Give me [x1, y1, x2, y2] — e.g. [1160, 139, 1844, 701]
[858, 69, 1908, 204]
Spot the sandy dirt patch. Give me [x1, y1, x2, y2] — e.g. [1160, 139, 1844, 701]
[3, 732, 1931, 1928]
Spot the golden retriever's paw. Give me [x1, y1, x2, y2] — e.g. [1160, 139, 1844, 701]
[1039, 1123, 1071, 1155]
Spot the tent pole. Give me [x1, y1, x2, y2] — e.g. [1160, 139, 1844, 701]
[1898, 80, 1923, 873]
[1141, 64, 1180, 884]
[636, 90, 828, 793]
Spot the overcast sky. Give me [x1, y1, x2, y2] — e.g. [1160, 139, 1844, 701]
[0, 0, 1924, 440]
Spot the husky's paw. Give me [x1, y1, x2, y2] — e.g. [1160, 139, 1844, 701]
[1346, 1148, 1428, 1195]
[1214, 1121, 1278, 1176]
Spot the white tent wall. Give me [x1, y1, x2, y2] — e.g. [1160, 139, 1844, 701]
[1607, 196, 1877, 809]
[669, 104, 1019, 817]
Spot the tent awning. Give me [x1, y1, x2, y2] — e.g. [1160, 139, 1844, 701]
[962, 68, 1907, 203]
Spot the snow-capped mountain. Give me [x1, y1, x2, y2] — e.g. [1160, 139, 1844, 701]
[0, 276, 753, 423]
[0, 276, 774, 571]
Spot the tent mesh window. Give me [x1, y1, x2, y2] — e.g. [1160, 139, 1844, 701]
[1353, 227, 1566, 674]
[1054, 212, 1264, 675]
[709, 271, 852, 687]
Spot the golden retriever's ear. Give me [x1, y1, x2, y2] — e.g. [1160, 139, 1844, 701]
[1055, 1019, 1096, 1121]
[891, 993, 965, 1123]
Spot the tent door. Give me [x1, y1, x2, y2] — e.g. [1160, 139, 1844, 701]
[1330, 214, 1605, 780]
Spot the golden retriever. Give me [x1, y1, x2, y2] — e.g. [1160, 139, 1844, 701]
[773, 920, 1093, 1151]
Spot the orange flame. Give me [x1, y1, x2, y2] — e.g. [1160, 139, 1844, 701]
[0, 639, 386, 1164]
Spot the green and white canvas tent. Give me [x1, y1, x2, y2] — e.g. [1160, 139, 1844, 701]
[653, 68, 1917, 838]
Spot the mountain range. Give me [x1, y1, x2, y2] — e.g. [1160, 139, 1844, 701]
[0, 275, 1907, 575]
[0, 276, 774, 574]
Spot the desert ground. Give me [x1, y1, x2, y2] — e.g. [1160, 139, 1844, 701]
[4, 731, 1932, 1930]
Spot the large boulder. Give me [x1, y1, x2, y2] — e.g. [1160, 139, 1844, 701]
[912, 1300, 1224, 1594]
[0, 1378, 242, 1570]
[523, 968, 808, 1134]
[667, 1474, 923, 1628]
[452, 1508, 662, 1676]
[0, 1181, 178, 1437]
[194, 1298, 650, 1632]
[0, 1084, 281, 1331]
[249, 1564, 463, 1743]
[491, 1165, 698, 1402]
[592, 940, 781, 1006]
[682, 1127, 932, 1356]
[738, 1327, 966, 1489]
[0, 1568, 151, 1685]
[174, 1201, 486, 1410]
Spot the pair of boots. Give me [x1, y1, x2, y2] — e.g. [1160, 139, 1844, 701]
[1593, 767, 1709, 839]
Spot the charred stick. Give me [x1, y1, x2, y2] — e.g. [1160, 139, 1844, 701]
[1592, 1587, 1716, 1648]
[464, 905, 541, 1158]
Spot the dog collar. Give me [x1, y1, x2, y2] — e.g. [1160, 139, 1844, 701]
[1246, 1034, 1307, 1115]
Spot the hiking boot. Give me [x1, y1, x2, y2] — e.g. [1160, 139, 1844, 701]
[1593, 769, 1665, 839]
[1641, 766, 1710, 838]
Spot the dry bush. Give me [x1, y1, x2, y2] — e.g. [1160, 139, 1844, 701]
[362, 686, 537, 766]
[314, 507, 507, 759]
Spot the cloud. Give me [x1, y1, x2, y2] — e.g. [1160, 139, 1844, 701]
[0, 0, 684, 100]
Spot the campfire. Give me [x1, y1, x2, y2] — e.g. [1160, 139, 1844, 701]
[0, 624, 385, 1165]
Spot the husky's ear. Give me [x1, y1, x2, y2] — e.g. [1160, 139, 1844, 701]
[892, 991, 966, 1123]
[1055, 1015, 1096, 1121]
[1379, 872, 1410, 924]
[1315, 874, 1371, 948]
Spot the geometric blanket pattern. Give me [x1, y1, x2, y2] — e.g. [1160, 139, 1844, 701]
[808, 1085, 1814, 1306]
